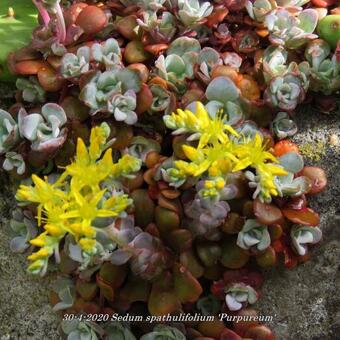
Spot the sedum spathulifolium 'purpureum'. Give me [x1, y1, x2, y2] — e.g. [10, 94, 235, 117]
[15, 123, 141, 275]
[2, 0, 333, 337]
[155, 37, 201, 94]
[79, 68, 141, 124]
[0, 109, 20, 154]
[18, 103, 67, 153]
[304, 39, 340, 95]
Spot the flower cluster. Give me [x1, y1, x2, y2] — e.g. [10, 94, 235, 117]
[163, 102, 287, 202]
[16, 123, 141, 275]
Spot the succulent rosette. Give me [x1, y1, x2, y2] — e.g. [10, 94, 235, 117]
[265, 8, 318, 49]
[304, 39, 340, 94]
[0, 109, 20, 154]
[264, 73, 307, 110]
[79, 68, 141, 121]
[18, 103, 67, 152]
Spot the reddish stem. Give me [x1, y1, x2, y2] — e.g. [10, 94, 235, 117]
[32, 0, 50, 27]
[55, 3, 66, 43]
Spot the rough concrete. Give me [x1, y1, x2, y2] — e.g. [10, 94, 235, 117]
[0, 83, 339, 339]
[0, 84, 60, 340]
[256, 109, 340, 340]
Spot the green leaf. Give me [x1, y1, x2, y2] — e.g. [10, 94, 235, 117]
[0, 1, 38, 81]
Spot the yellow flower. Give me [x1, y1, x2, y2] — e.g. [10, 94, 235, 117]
[89, 123, 110, 161]
[232, 134, 287, 200]
[66, 142, 114, 190]
[16, 175, 66, 225]
[165, 103, 287, 202]
[177, 143, 238, 177]
[232, 134, 278, 171]
[27, 247, 51, 261]
[44, 224, 65, 237]
[111, 154, 142, 178]
[28, 260, 45, 273]
[30, 233, 49, 247]
[15, 123, 140, 275]
[164, 102, 239, 148]
[204, 180, 215, 189]
[215, 177, 226, 189]
[82, 224, 96, 238]
[79, 238, 96, 253]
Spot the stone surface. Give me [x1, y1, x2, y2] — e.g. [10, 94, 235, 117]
[0, 84, 60, 339]
[256, 109, 340, 340]
[0, 83, 339, 339]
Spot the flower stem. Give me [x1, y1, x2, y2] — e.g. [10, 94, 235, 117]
[55, 3, 66, 43]
[32, 0, 50, 27]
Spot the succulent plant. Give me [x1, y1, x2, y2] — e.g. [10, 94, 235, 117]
[196, 294, 221, 315]
[16, 124, 141, 275]
[155, 37, 201, 93]
[18, 103, 67, 152]
[264, 73, 307, 111]
[16, 77, 46, 103]
[109, 217, 170, 280]
[109, 90, 138, 125]
[61, 319, 104, 340]
[225, 283, 259, 311]
[237, 219, 271, 251]
[79, 69, 141, 120]
[9, 208, 38, 253]
[196, 47, 222, 82]
[61, 46, 91, 79]
[128, 136, 161, 163]
[3, 152, 26, 175]
[246, 0, 277, 23]
[52, 276, 75, 311]
[278, 151, 304, 173]
[120, 0, 166, 11]
[149, 84, 172, 113]
[265, 8, 318, 49]
[262, 45, 288, 83]
[155, 54, 195, 94]
[276, 0, 311, 6]
[140, 325, 186, 340]
[291, 225, 322, 256]
[139, 11, 176, 43]
[274, 172, 311, 196]
[92, 38, 122, 70]
[2, 0, 331, 337]
[38, 0, 66, 43]
[204, 76, 243, 125]
[0, 109, 20, 154]
[104, 322, 137, 340]
[232, 30, 260, 54]
[66, 230, 117, 272]
[271, 112, 298, 139]
[176, 0, 213, 27]
[185, 196, 230, 236]
[305, 39, 340, 95]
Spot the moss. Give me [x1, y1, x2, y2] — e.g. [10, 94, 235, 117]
[299, 140, 327, 162]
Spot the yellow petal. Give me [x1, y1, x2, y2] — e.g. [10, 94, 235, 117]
[44, 224, 64, 237]
[182, 145, 200, 161]
[30, 237, 46, 247]
[76, 138, 90, 164]
[79, 238, 96, 252]
[27, 247, 50, 261]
